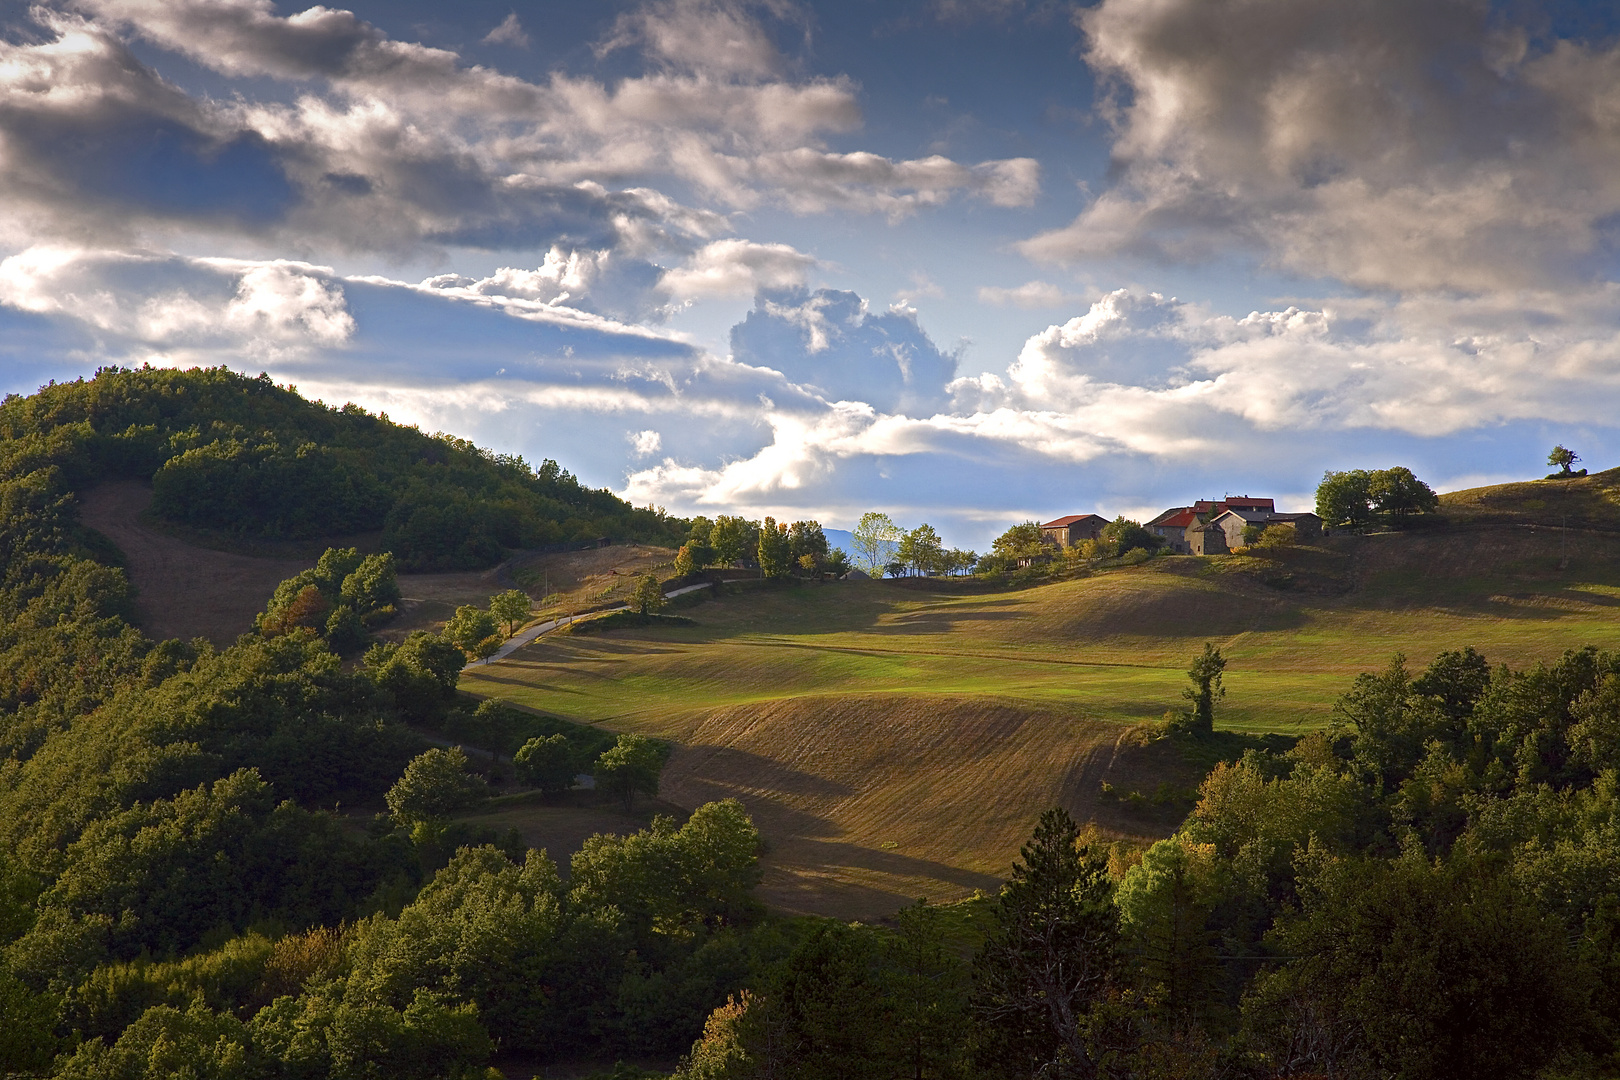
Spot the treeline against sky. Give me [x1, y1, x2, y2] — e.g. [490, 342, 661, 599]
[0, 366, 687, 570]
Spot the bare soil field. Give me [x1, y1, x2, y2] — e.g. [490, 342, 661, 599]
[658, 696, 1189, 919]
[78, 482, 312, 646]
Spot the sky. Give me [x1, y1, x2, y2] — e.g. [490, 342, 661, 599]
[3, 0, 1620, 548]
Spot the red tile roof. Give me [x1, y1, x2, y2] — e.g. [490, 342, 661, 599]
[1041, 514, 1106, 529]
[1148, 507, 1199, 528]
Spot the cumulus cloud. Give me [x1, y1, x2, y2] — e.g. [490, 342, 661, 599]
[629, 429, 664, 455]
[661, 239, 817, 299]
[0, 246, 352, 356]
[729, 288, 959, 413]
[1022, 0, 1620, 292]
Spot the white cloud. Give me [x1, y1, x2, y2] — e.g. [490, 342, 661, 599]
[629, 429, 664, 455]
[1022, 0, 1620, 292]
[598, 0, 797, 80]
[0, 246, 352, 353]
[978, 280, 1082, 308]
[483, 14, 530, 48]
[660, 239, 817, 299]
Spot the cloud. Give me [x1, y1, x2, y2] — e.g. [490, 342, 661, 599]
[0, 246, 352, 355]
[661, 239, 817, 299]
[978, 280, 1083, 308]
[598, 0, 799, 80]
[629, 429, 664, 455]
[41, 0, 1014, 253]
[483, 14, 530, 48]
[729, 288, 959, 412]
[1022, 0, 1620, 292]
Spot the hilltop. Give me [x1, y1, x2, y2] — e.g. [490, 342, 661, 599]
[1438, 463, 1620, 529]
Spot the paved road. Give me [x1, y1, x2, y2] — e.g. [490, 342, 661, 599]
[463, 581, 713, 669]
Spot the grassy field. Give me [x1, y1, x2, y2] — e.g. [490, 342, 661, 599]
[461, 515, 1620, 917]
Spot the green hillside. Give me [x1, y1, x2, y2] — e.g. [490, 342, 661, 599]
[464, 516, 1620, 913]
[1, 366, 686, 568]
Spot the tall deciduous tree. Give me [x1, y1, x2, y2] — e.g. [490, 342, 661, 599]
[1177, 643, 1226, 738]
[898, 524, 944, 576]
[710, 516, 757, 568]
[489, 589, 531, 637]
[1315, 469, 1374, 530]
[631, 573, 665, 615]
[757, 518, 791, 580]
[595, 733, 665, 812]
[851, 512, 903, 575]
[1368, 466, 1439, 523]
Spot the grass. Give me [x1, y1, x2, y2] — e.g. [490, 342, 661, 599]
[459, 517, 1620, 919]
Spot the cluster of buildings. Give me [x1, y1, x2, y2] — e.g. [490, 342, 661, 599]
[1040, 497, 1322, 557]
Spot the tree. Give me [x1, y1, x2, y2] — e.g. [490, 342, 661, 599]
[595, 733, 665, 812]
[1368, 466, 1438, 523]
[851, 512, 903, 575]
[630, 573, 665, 615]
[514, 734, 575, 795]
[787, 520, 829, 568]
[972, 808, 1121, 1079]
[711, 516, 757, 568]
[489, 589, 531, 637]
[444, 604, 499, 655]
[991, 522, 1048, 562]
[897, 523, 944, 576]
[823, 549, 851, 578]
[1549, 445, 1580, 475]
[385, 747, 484, 829]
[1174, 643, 1226, 738]
[1100, 516, 1161, 556]
[1116, 839, 1220, 1022]
[673, 544, 698, 577]
[757, 518, 791, 580]
[1316, 469, 1374, 530]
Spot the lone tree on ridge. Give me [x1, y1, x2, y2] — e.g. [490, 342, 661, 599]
[1549, 445, 1581, 475]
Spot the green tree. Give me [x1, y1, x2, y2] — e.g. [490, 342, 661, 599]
[385, 747, 485, 829]
[990, 522, 1048, 562]
[1316, 469, 1374, 530]
[1368, 466, 1439, 523]
[1116, 839, 1221, 1021]
[595, 733, 666, 812]
[787, 521, 829, 570]
[1549, 444, 1580, 475]
[1100, 516, 1161, 556]
[444, 604, 499, 655]
[972, 808, 1121, 1079]
[514, 734, 575, 795]
[823, 548, 851, 578]
[489, 589, 532, 636]
[851, 511, 903, 575]
[757, 518, 791, 580]
[711, 516, 757, 568]
[898, 523, 944, 576]
[1173, 643, 1226, 738]
[631, 573, 665, 615]
[1242, 851, 1580, 1080]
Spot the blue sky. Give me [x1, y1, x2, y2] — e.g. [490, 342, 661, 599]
[3, 0, 1620, 547]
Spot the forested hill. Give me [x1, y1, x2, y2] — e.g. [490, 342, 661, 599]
[0, 366, 686, 570]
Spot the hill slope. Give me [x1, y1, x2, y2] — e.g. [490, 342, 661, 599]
[466, 505, 1620, 914]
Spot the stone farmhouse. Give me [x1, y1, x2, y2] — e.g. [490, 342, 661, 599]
[1147, 497, 1322, 555]
[1039, 514, 1109, 548]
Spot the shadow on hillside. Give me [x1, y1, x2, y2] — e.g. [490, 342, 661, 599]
[670, 744, 857, 804]
[783, 839, 1004, 892]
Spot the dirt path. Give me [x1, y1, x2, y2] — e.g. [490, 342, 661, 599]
[78, 482, 311, 646]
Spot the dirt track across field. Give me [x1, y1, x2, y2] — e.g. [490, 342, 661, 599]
[78, 482, 311, 646]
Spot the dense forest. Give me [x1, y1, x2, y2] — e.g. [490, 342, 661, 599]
[0, 366, 687, 570]
[2, 369, 1619, 1079]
